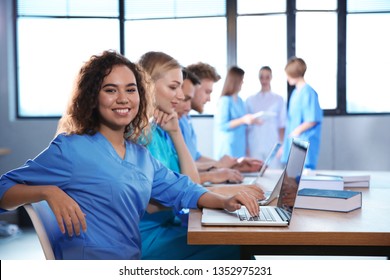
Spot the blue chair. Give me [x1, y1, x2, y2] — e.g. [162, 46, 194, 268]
[23, 201, 61, 260]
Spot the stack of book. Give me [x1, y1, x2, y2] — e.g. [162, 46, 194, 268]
[295, 172, 367, 212]
[315, 172, 371, 188]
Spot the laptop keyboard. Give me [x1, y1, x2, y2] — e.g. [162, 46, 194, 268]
[236, 207, 275, 222]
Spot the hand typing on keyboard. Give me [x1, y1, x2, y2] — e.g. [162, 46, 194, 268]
[222, 191, 260, 217]
[237, 207, 274, 222]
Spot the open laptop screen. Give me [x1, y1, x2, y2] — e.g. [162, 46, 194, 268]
[258, 142, 282, 176]
[277, 138, 309, 216]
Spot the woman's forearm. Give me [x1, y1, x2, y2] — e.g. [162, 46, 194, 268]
[291, 121, 317, 136]
[0, 184, 53, 210]
[196, 192, 225, 209]
[229, 117, 245, 129]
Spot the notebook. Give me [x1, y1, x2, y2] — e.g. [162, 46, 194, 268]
[201, 138, 309, 227]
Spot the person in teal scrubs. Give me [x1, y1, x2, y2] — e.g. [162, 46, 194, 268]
[0, 50, 260, 260]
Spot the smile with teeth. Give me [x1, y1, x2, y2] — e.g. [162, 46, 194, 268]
[113, 108, 130, 114]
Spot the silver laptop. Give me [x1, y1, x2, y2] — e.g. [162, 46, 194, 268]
[242, 142, 283, 205]
[257, 169, 284, 205]
[201, 138, 309, 227]
[242, 142, 282, 178]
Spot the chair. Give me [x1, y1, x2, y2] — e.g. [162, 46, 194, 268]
[23, 201, 60, 260]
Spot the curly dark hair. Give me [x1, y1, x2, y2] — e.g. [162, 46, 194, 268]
[57, 50, 150, 143]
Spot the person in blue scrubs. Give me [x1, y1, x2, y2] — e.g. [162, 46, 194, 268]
[213, 66, 258, 159]
[280, 57, 323, 170]
[0, 50, 260, 260]
[185, 63, 263, 174]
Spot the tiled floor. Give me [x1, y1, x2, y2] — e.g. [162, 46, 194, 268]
[0, 227, 45, 260]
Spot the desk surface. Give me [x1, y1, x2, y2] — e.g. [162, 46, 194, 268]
[188, 171, 390, 248]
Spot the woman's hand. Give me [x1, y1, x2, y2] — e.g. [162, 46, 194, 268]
[223, 191, 259, 217]
[153, 108, 179, 134]
[216, 155, 238, 169]
[206, 168, 243, 183]
[232, 157, 263, 172]
[241, 114, 256, 125]
[197, 191, 259, 218]
[45, 186, 87, 237]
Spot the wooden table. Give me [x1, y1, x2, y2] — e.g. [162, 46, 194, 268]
[188, 171, 390, 259]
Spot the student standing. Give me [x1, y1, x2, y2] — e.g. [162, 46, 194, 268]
[281, 57, 323, 170]
[213, 66, 257, 159]
[185, 62, 262, 173]
[0, 50, 259, 260]
[246, 66, 286, 168]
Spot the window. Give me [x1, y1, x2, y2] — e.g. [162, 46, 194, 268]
[346, 0, 390, 113]
[14, 0, 390, 117]
[237, 15, 287, 102]
[295, 1, 338, 110]
[16, 0, 120, 117]
[124, 0, 226, 115]
[238, 0, 286, 14]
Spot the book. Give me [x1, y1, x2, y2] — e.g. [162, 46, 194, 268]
[315, 172, 371, 188]
[299, 175, 344, 190]
[344, 181, 370, 188]
[295, 188, 362, 212]
[316, 172, 370, 183]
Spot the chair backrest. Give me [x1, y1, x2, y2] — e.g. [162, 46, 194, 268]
[23, 201, 60, 260]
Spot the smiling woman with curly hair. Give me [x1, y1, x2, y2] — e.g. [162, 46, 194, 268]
[0, 50, 259, 260]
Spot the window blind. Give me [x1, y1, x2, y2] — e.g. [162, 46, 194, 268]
[17, 0, 119, 17]
[125, 0, 226, 20]
[348, 0, 390, 12]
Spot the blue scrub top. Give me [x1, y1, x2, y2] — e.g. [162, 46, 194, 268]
[178, 115, 202, 161]
[214, 95, 247, 159]
[146, 124, 180, 173]
[0, 132, 207, 260]
[281, 84, 323, 169]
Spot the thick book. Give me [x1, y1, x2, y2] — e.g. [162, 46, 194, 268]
[299, 175, 344, 190]
[295, 188, 362, 212]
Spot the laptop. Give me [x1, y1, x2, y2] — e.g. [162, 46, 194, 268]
[241, 142, 284, 205]
[242, 142, 282, 178]
[201, 138, 309, 227]
[204, 142, 284, 205]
